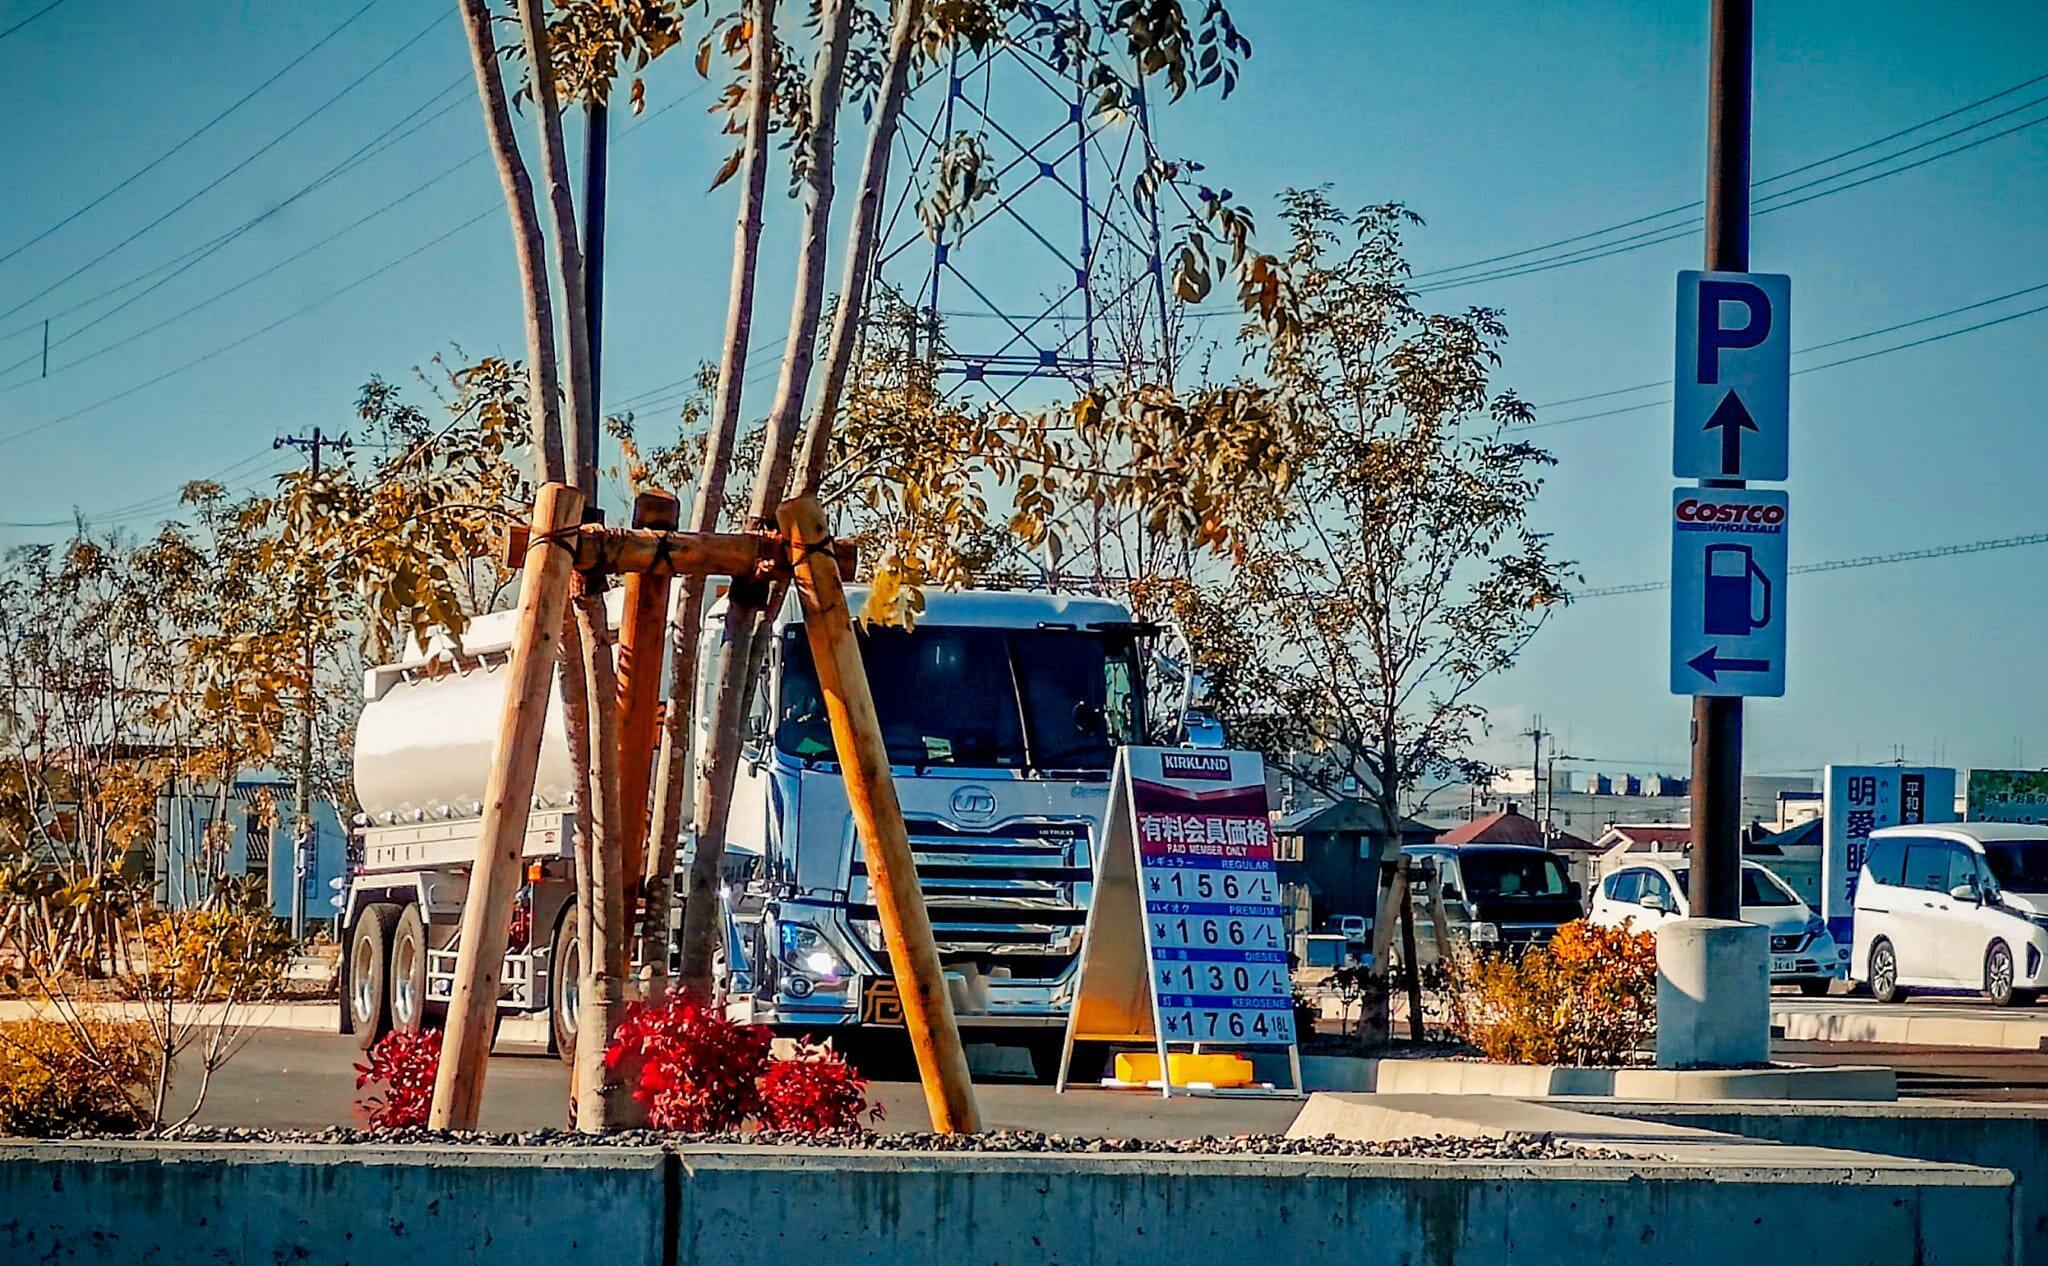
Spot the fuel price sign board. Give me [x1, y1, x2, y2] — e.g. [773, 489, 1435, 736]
[1134, 754, 1294, 1046]
[1058, 747, 1301, 1097]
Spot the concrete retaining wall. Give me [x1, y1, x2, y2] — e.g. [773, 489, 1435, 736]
[0, 1138, 2013, 1266]
[0, 1143, 670, 1266]
[1587, 1102, 2048, 1264]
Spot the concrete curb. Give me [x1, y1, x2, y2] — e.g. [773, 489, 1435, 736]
[1300, 1054, 1896, 1099]
[1773, 1000, 2048, 1051]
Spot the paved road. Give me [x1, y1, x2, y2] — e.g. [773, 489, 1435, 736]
[169, 1029, 1306, 1136]
[1776, 1040, 2048, 1102]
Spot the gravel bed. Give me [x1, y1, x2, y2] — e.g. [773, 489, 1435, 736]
[35, 1125, 1613, 1160]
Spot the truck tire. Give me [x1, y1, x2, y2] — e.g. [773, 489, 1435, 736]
[347, 903, 400, 1048]
[389, 904, 432, 1034]
[549, 912, 581, 1066]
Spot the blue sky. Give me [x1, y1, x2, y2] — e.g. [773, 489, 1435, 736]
[2, 0, 2045, 782]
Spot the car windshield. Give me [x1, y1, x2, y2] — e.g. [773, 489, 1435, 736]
[776, 624, 1141, 771]
[1982, 839, 2048, 892]
[1457, 851, 1568, 898]
[1668, 867, 1800, 907]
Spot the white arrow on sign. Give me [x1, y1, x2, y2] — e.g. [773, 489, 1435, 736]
[1673, 270, 1790, 482]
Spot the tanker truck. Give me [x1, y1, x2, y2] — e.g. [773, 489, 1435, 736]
[340, 582, 1199, 1071]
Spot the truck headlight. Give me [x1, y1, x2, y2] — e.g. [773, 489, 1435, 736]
[1469, 922, 1501, 945]
[779, 923, 842, 981]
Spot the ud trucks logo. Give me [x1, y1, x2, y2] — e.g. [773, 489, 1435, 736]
[950, 785, 997, 821]
[1160, 752, 1232, 781]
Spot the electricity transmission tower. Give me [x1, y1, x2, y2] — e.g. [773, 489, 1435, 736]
[871, 6, 1180, 414]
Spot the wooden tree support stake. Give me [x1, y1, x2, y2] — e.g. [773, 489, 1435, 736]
[614, 491, 680, 891]
[431, 481, 585, 1131]
[777, 496, 981, 1133]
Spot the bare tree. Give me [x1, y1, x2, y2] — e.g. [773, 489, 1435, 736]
[458, 0, 568, 485]
[641, 0, 779, 981]
[675, 0, 856, 995]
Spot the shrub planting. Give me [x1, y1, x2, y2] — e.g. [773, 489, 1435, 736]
[603, 994, 880, 1133]
[0, 1016, 152, 1136]
[354, 1028, 442, 1130]
[1444, 920, 1657, 1066]
[757, 1040, 882, 1131]
[606, 995, 773, 1132]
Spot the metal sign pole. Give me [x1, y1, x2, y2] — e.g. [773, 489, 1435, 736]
[1689, 0, 1754, 922]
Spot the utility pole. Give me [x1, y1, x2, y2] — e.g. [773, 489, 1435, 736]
[582, 101, 609, 456]
[1523, 717, 1545, 820]
[1689, 0, 1752, 923]
[273, 427, 344, 939]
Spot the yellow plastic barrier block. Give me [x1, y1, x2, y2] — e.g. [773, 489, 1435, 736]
[1113, 1052, 1255, 1088]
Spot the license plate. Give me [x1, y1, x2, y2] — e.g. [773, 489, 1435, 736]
[1769, 954, 1798, 974]
[860, 977, 906, 1027]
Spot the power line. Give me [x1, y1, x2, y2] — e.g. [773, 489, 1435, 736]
[0, 80, 711, 457]
[0, 5, 441, 327]
[0, 447, 286, 529]
[1528, 281, 2048, 430]
[0, 207, 498, 452]
[1577, 532, 2048, 599]
[1406, 67, 2048, 287]
[0, 0, 388, 269]
[1415, 104, 2048, 295]
[0, 78, 472, 387]
[0, 0, 71, 43]
[0, 80, 468, 385]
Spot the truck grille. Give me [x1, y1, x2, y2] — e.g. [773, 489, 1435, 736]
[848, 818, 1091, 980]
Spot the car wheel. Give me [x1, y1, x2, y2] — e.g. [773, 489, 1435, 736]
[1986, 941, 2019, 1007]
[1869, 939, 1908, 1004]
[1797, 979, 1831, 998]
[549, 910, 581, 1066]
[347, 903, 400, 1048]
[389, 904, 432, 1034]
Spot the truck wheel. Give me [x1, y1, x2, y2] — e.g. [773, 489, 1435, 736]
[348, 903, 400, 1048]
[389, 904, 431, 1034]
[550, 913, 581, 1066]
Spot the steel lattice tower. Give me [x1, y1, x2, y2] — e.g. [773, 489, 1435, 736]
[871, 9, 1180, 411]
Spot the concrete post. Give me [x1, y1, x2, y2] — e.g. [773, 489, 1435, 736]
[1656, 917, 1769, 1069]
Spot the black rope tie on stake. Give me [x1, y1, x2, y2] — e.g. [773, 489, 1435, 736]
[790, 534, 841, 569]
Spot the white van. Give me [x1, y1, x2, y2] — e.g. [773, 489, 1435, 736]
[1852, 823, 2048, 1007]
[1588, 856, 1845, 994]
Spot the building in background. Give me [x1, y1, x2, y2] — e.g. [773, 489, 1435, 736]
[154, 772, 345, 925]
[1271, 799, 1436, 946]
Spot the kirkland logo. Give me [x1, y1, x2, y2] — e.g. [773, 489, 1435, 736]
[1160, 752, 1233, 781]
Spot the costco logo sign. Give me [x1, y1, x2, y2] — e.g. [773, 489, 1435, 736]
[1674, 497, 1786, 532]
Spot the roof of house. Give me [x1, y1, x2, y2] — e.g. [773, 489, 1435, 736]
[1438, 805, 1546, 846]
[1273, 798, 1434, 838]
[1595, 823, 1695, 852]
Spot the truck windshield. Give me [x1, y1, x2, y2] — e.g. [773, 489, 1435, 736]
[1983, 840, 2048, 892]
[776, 625, 1141, 772]
[1458, 851, 1568, 898]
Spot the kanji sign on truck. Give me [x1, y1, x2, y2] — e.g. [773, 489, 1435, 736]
[1673, 270, 1790, 481]
[1820, 765, 1957, 944]
[1057, 746, 1300, 1097]
[1669, 488, 1788, 697]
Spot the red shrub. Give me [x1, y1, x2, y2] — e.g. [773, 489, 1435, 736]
[353, 1029, 441, 1130]
[757, 1041, 882, 1132]
[604, 995, 772, 1132]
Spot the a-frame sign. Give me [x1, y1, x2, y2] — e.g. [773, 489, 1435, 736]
[1055, 747, 1302, 1098]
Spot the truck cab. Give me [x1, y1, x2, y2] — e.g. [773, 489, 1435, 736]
[713, 587, 1152, 1059]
